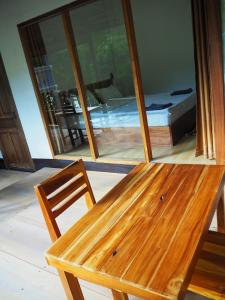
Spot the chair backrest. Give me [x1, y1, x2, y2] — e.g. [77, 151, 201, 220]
[34, 159, 96, 242]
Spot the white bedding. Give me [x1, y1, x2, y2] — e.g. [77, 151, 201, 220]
[77, 92, 196, 128]
[145, 92, 196, 126]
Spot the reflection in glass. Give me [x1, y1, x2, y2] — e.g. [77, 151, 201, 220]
[70, 0, 145, 161]
[25, 16, 90, 156]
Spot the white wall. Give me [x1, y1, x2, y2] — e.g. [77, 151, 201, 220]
[132, 0, 195, 94]
[0, 0, 195, 159]
[0, 0, 73, 159]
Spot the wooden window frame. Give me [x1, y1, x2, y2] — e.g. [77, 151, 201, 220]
[18, 0, 152, 163]
[122, 0, 152, 162]
[205, 0, 225, 164]
[62, 12, 99, 159]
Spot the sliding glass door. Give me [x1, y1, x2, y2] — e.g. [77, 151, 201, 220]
[21, 0, 150, 162]
[25, 16, 91, 157]
[70, 0, 145, 161]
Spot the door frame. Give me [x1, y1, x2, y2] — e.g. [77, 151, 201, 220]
[205, 0, 225, 164]
[18, 0, 225, 165]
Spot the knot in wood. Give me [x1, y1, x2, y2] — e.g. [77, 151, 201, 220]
[160, 195, 165, 201]
[112, 250, 117, 256]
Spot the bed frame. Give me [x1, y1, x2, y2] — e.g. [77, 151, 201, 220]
[95, 106, 196, 148]
[151, 106, 196, 147]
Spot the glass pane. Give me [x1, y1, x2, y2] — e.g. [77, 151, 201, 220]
[132, 0, 196, 162]
[26, 16, 90, 157]
[70, 0, 145, 161]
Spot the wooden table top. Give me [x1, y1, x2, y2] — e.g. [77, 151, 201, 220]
[46, 163, 225, 300]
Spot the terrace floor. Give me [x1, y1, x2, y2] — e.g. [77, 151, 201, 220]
[0, 168, 213, 300]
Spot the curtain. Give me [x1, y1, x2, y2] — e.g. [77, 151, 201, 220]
[192, 0, 215, 159]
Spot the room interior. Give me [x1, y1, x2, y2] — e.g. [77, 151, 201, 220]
[18, 0, 217, 165]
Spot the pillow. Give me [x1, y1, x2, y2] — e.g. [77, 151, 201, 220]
[96, 85, 122, 100]
[170, 88, 193, 96]
[146, 103, 173, 111]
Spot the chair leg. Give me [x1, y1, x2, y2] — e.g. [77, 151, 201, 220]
[78, 129, 85, 143]
[58, 270, 84, 300]
[217, 192, 225, 233]
[85, 192, 96, 210]
[68, 129, 75, 146]
[111, 289, 129, 300]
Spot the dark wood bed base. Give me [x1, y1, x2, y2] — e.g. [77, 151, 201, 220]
[151, 106, 196, 147]
[95, 106, 196, 148]
[169, 106, 196, 146]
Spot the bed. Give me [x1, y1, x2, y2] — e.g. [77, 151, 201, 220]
[76, 91, 196, 147]
[46, 72, 196, 148]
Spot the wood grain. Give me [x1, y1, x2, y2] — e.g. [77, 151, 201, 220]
[192, 0, 215, 160]
[122, 0, 152, 162]
[111, 290, 129, 300]
[62, 13, 99, 160]
[94, 127, 172, 148]
[189, 230, 225, 300]
[217, 192, 225, 233]
[0, 54, 34, 170]
[46, 163, 225, 300]
[205, 0, 225, 164]
[35, 159, 96, 300]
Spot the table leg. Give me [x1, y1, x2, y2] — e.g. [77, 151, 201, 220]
[111, 290, 129, 300]
[85, 192, 96, 210]
[58, 270, 84, 300]
[217, 192, 225, 233]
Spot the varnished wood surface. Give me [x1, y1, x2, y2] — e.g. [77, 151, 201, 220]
[35, 160, 96, 242]
[62, 13, 99, 160]
[189, 230, 225, 300]
[205, 0, 225, 164]
[217, 193, 225, 233]
[94, 127, 172, 148]
[0, 54, 34, 170]
[35, 160, 96, 300]
[122, 0, 152, 162]
[111, 290, 129, 300]
[46, 163, 225, 299]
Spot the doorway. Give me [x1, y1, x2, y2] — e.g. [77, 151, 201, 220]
[19, 0, 146, 164]
[19, 0, 222, 165]
[0, 54, 34, 170]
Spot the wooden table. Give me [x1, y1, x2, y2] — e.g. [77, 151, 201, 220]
[46, 163, 225, 300]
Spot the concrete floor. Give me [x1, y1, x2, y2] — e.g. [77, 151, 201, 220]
[0, 168, 210, 300]
[0, 169, 30, 190]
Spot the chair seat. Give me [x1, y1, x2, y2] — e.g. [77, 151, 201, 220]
[189, 230, 225, 300]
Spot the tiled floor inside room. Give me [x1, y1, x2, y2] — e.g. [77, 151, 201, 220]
[0, 168, 213, 300]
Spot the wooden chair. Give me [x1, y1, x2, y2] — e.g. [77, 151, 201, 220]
[34, 159, 128, 300]
[189, 230, 225, 299]
[58, 90, 84, 147]
[112, 230, 225, 300]
[188, 195, 225, 300]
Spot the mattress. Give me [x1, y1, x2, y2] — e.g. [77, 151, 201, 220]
[145, 92, 196, 126]
[78, 92, 196, 128]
